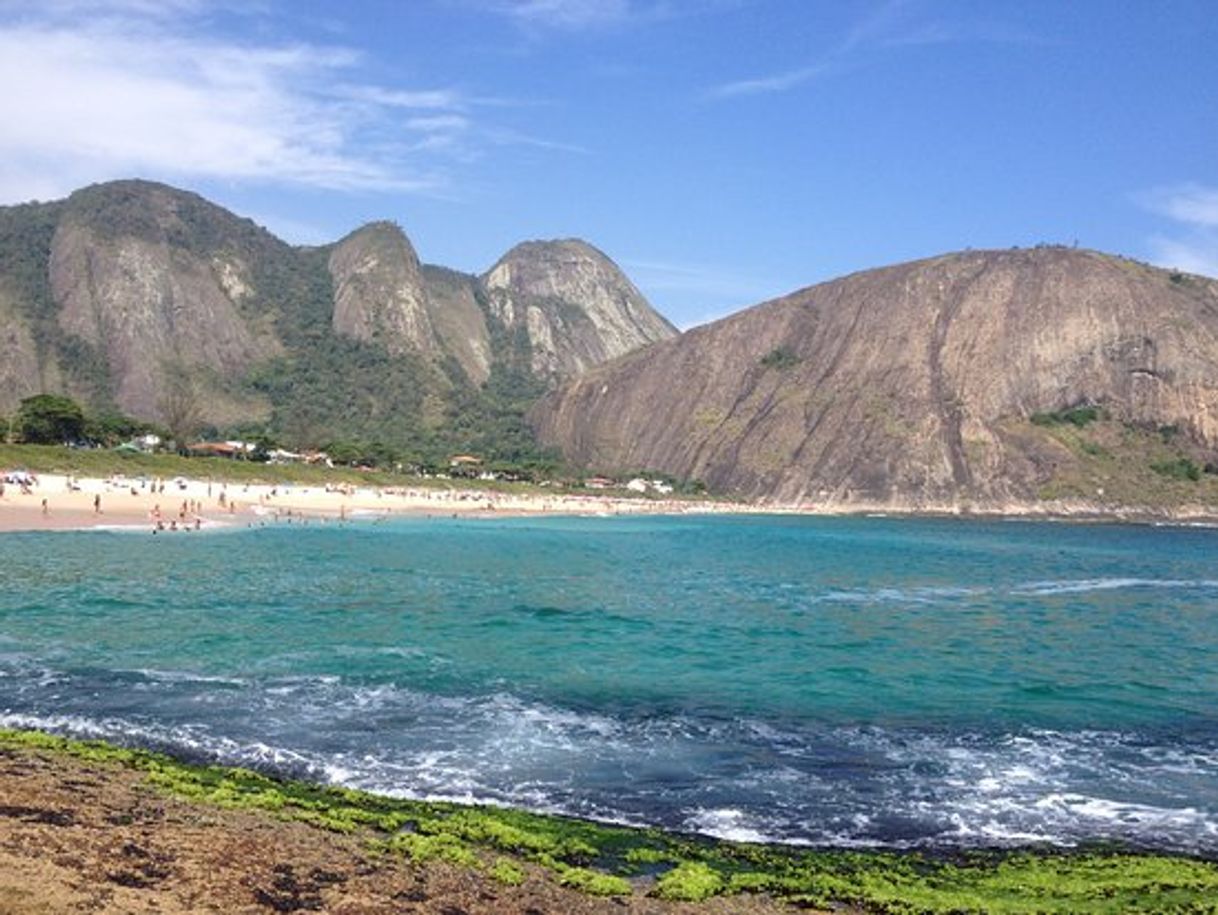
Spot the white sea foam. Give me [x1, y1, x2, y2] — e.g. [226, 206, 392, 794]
[128, 667, 247, 687]
[684, 807, 773, 844]
[1013, 577, 1218, 596]
[812, 584, 988, 606]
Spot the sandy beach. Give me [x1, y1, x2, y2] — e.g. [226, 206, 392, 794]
[3, 470, 1217, 534]
[0, 472, 745, 534]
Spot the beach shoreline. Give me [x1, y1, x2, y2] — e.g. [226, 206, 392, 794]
[1, 471, 1216, 534]
[0, 471, 750, 535]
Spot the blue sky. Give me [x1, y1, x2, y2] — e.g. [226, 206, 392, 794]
[1, 0, 1215, 328]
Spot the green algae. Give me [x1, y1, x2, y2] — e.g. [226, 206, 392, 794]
[654, 861, 725, 901]
[489, 858, 526, 886]
[5, 727, 1218, 913]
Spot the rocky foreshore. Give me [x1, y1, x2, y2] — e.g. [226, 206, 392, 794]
[3, 730, 1217, 914]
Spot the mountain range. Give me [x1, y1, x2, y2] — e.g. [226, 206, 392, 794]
[0, 180, 673, 460]
[3, 179, 1216, 509]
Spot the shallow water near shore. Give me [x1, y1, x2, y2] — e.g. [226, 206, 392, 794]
[2, 515, 1216, 853]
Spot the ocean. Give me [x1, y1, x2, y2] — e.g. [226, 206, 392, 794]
[2, 514, 1216, 853]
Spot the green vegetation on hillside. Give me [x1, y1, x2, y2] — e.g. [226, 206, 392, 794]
[1030, 405, 1102, 428]
[1151, 456, 1203, 482]
[760, 346, 801, 370]
[239, 254, 556, 467]
[4, 728, 1217, 913]
[1028, 415, 1218, 506]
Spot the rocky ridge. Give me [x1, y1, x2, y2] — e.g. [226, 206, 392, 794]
[532, 247, 1218, 506]
[0, 180, 675, 444]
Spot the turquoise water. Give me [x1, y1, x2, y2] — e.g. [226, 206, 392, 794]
[2, 515, 1216, 851]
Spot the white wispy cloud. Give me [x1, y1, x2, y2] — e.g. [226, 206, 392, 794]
[0, 4, 580, 203]
[711, 63, 831, 99]
[468, 0, 737, 33]
[709, 0, 1040, 99]
[1141, 183, 1218, 228]
[471, 0, 674, 31]
[485, 127, 590, 154]
[6, 0, 212, 19]
[406, 114, 473, 133]
[334, 85, 465, 110]
[0, 16, 440, 200]
[1140, 183, 1218, 278]
[500, 0, 634, 29]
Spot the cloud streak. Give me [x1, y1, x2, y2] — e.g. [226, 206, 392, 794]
[0, 4, 582, 203]
[1140, 183, 1218, 279]
[708, 0, 1040, 99]
[497, 0, 634, 29]
[1141, 184, 1218, 229]
[471, 0, 682, 31]
[0, 18, 441, 200]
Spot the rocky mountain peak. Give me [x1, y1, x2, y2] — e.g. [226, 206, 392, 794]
[328, 221, 441, 357]
[482, 238, 676, 376]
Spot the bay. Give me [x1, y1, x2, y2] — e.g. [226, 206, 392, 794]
[2, 515, 1216, 851]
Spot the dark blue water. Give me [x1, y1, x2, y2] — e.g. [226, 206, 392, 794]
[2, 515, 1216, 851]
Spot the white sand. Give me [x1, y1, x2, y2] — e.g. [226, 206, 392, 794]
[0, 472, 743, 533]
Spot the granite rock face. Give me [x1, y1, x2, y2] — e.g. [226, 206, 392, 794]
[532, 248, 1218, 503]
[420, 265, 494, 386]
[482, 239, 676, 376]
[328, 222, 441, 358]
[48, 181, 283, 420]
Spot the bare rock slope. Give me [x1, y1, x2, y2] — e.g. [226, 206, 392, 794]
[328, 222, 442, 359]
[532, 248, 1218, 505]
[49, 182, 284, 420]
[483, 240, 677, 376]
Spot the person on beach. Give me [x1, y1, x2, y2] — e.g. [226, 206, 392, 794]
[41, 498, 48, 516]
[93, 494, 101, 514]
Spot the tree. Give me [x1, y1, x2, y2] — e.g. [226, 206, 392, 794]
[158, 365, 203, 452]
[84, 411, 160, 447]
[16, 394, 85, 444]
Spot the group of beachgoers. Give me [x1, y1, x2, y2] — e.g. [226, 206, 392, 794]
[0, 467, 748, 535]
